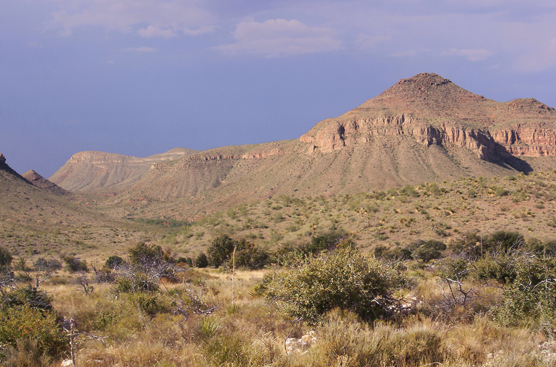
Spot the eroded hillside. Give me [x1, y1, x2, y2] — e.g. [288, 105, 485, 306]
[49, 73, 556, 219]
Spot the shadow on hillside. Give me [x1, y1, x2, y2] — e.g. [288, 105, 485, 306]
[494, 144, 533, 173]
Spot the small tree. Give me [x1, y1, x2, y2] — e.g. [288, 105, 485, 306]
[260, 248, 406, 324]
[194, 253, 209, 268]
[114, 243, 175, 294]
[412, 240, 447, 262]
[206, 235, 236, 267]
[128, 243, 167, 269]
[105, 255, 124, 270]
[234, 239, 269, 270]
[206, 235, 269, 269]
[63, 256, 89, 273]
[0, 246, 13, 271]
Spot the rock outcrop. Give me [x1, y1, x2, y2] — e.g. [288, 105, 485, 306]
[300, 73, 556, 162]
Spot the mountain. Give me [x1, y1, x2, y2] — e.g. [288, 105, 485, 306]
[0, 153, 159, 259]
[0, 153, 111, 228]
[50, 147, 199, 191]
[22, 169, 69, 196]
[301, 73, 556, 162]
[49, 73, 556, 218]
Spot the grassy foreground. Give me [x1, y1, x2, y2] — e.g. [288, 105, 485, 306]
[2, 236, 556, 367]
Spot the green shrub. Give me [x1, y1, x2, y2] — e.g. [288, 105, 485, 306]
[33, 258, 61, 272]
[473, 255, 517, 284]
[132, 292, 169, 316]
[305, 230, 352, 255]
[125, 243, 176, 282]
[114, 273, 159, 293]
[260, 248, 406, 323]
[234, 240, 269, 270]
[411, 240, 446, 262]
[207, 235, 236, 267]
[63, 255, 88, 273]
[451, 231, 525, 260]
[105, 255, 124, 269]
[206, 235, 269, 269]
[493, 257, 556, 326]
[0, 306, 67, 360]
[195, 253, 209, 268]
[0, 246, 12, 271]
[1, 285, 53, 312]
[374, 245, 412, 261]
[128, 243, 172, 269]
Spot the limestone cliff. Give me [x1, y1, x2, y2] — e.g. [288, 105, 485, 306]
[50, 148, 198, 191]
[300, 73, 556, 162]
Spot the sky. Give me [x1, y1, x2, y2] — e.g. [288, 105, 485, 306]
[2, 0, 556, 177]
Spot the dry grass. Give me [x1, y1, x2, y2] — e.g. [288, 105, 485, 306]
[165, 170, 556, 260]
[2, 263, 550, 367]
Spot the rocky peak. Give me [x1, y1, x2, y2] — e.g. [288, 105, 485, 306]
[506, 98, 555, 114]
[300, 72, 556, 161]
[393, 72, 453, 90]
[368, 72, 488, 111]
[0, 153, 5, 164]
[23, 169, 41, 180]
[22, 169, 69, 196]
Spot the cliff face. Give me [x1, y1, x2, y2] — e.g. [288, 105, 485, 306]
[50, 148, 198, 191]
[300, 114, 500, 161]
[300, 73, 556, 162]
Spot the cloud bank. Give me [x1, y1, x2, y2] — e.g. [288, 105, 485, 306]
[214, 19, 341, 57]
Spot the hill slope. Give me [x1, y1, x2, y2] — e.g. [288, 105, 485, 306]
[0, 153, 159, 260]
[22, 170, 69, 196]
[50, 73, 556, 218]
[50, 147, 198, 191]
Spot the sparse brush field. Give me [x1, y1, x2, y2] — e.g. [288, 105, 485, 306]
[2, 231, 556, 366]
[159, 170, 556, 260]
[3, 171, 556, 366]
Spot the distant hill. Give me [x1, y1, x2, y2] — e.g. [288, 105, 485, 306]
[22, 169, 69, 196]
[49, 148, 198, 191]
[49, 73, 556, 218]
[0, 153, 158, 259]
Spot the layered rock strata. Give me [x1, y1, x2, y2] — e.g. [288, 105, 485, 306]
[300, 73, 556, 162]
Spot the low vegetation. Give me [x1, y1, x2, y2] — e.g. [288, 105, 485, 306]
[3, 170, 556, 366]
[2, 223, 556, 366]
[135, 170, 556, 262]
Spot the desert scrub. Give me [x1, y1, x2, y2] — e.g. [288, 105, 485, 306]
[206, 235, 270, 269]
[0, 306, 68, 361]
[260, 248, 406, 323]
[493, 256, 556, 328]
[0, 282, 67, 362]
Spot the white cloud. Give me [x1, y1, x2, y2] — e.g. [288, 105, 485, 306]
[183, 25, 215, 36]
[442, 48, 493, 61]
[214, 19, 341, 57]
[138, 26, 176, 38]
[49, 0, 214, 37]
[124, 46, 156, 53]
[355, 34, 390, 50]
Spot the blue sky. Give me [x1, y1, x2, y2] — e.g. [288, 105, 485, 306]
[2, 0, 556, 177]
